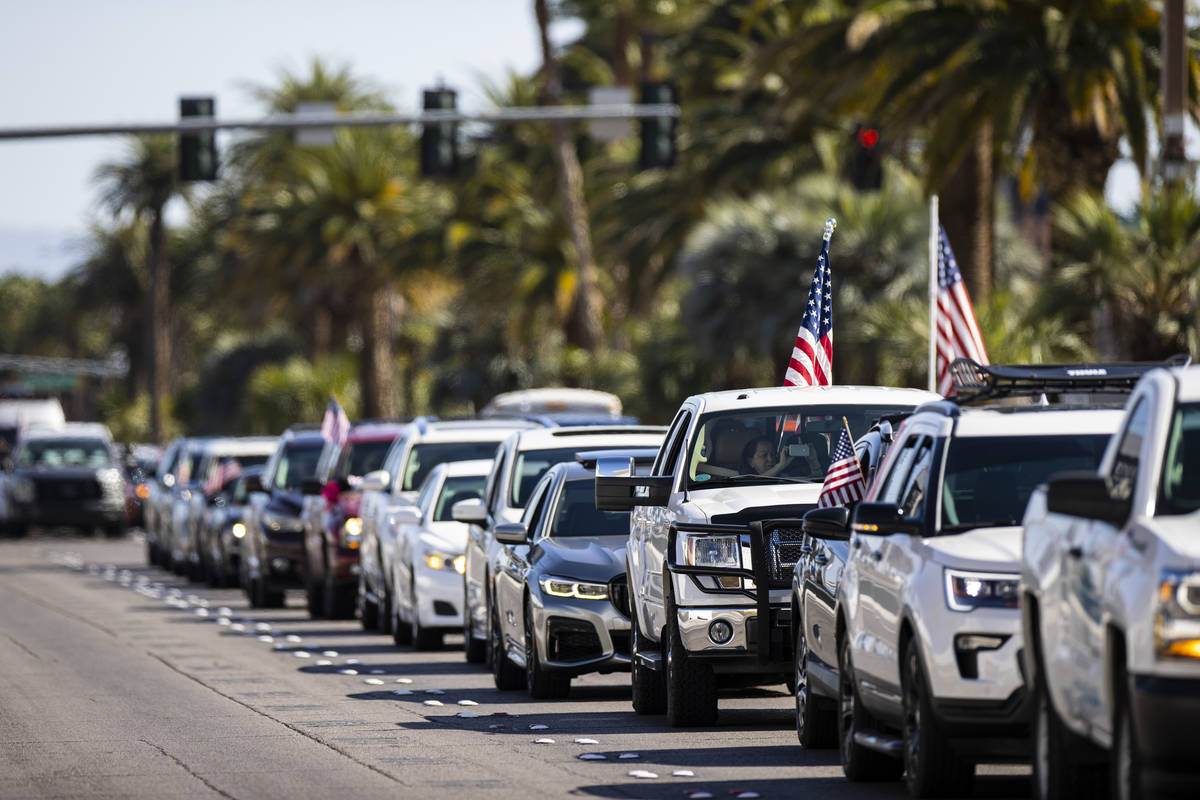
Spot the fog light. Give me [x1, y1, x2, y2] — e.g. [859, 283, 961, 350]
[955, 634, 1008, 652]
[270, 557, 290, 573]
[708, 619, 734, 645]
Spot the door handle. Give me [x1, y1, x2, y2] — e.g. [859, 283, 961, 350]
[813, 553, 830, 566]
[1067, 546, 1084, 559]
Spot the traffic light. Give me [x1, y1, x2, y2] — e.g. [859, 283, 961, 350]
[639, 82, 677, 170]
[848, 123, 882, 191]
[179, 97, 217, 182]
[420, 88, 458, 178]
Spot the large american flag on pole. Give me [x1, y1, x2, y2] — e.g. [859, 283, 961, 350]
[321, 395, 351, 448]
[935, 226, 988, 395]
[784, 218, 836, 387]
[817, 419, 867, 508]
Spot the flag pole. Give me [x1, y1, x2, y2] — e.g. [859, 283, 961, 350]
[928, 195, 939, 392]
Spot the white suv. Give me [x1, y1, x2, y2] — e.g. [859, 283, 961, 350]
[1021, 364, 1200, 799]
[597, 386, 933, 727]
[829, 364, 1141, 797]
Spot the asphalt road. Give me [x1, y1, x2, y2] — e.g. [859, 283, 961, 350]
[0, 534, 1031, 800]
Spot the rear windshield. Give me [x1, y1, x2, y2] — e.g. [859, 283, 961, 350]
[16, 438, 112, 469]
[274, 441, 323, 490]
[549, 478, 631, 537]
[941, 434, 1110, 530]
[338, 439, 395, 479]
[434, 476, 487, 521]
[1159, 402, 1200, 517]
[402, 441, 500, 492]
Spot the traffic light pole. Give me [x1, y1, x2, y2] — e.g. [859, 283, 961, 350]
[0, 104, 680, 141]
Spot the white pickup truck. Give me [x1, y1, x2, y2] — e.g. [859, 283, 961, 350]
[1021, 364, 1200, 800]
[596, 385, 934, 727]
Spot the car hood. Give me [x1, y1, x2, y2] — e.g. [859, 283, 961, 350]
[534, 534, 627, 582]
[420, 520, 469, 553]
[1145, 510, 1200, 565]
[925, 526, 1022, 572]
[687, 483, 823, 524]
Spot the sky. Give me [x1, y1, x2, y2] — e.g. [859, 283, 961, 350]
[0, 0, 555, 279]
[0, 1, 1146, 281]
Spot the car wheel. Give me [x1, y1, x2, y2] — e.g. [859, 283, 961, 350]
[358, 574, 379, 631]
[630, 608, 666, 715]
[491, 602, 523, 690]
[463, 582, 486, 663]
[391, 589, 413, 646]
[411, 576, 442, 650]
[1031, 654, 1106, 799]
[525, 597, 569, 699]
[306, 576, 325, 618]
[664, 610, 717, 727]
[838, 633, 903, 782]
[379, 583, 394, 636]
[146, 539, 158, 567]
[207, 558, 223, 588]
[1112, 665, 1144, 800]
[902, 637, 973, 797]
[261, 584, 285, 608]
[795, 627, 837, 748]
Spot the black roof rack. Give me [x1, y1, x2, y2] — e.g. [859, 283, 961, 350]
[949, 356, 1191, 404]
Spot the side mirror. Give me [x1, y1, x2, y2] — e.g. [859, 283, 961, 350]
[452, 497, 488, 524]
[494, 521, 528, 545]
[243, 474, 263, 494]
[803, 506, 851, 541]
[300, 478, 324, 496]
[389, 504, 422, 527]
[1046, 471, 1130, 527]
[851, 502, 922, 537]
[362, 469, 390, 493]
[596, 456, 636, 479]
[595, 474, 672, 511]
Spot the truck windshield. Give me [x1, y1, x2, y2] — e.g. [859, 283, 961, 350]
[941, 434, 1110, 530]
[687, 405, 913, 490]
[1158, 402, 1200, 516]
[16, 438, 112, 469]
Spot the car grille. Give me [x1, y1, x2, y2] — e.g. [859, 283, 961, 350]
[608, 574, 630, 619]
[767, 525, 806, 584]
[33, 477, 101, 502]
[547, 617, 603, 662]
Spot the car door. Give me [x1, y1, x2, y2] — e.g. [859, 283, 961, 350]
[498, 476, 551, 656]
[634, 407, 691, 636]
[396, 473, 439, 622]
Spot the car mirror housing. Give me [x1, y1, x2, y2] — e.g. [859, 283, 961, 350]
[803, 506, 851, 540]
[595, 475, 672, 511]
[494, 521, 528, 545]
[389, 505, 422, 527]
[1046, 471, 1131, 527]
[361, 469, 390, 493]
[451, 497, 487, 524]
[851, 501, 921, 536]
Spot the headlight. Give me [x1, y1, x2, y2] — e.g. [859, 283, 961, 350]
[944, 569, 1019, 612]
[423, 550, 466, 574]
[231, 522, 246, 539]
[683, 534, 741, 569]
[340, 517, 363, 549]
[10, 477, 34, 503]
[1154, 569, 1200, 660]
[539, 575, 608, 600]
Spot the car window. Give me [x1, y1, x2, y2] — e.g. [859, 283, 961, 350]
[898, 438, 935, 519]
[335, 438, 395, 479]
[434, 476, 486, 522]
[521, 476, 552, 530]
[510, 447, 587, 508]
[654, 410, 690, 476]
[877, 436, 921, 504]
[548, 478, 632, 538]
[485, 446, 507, 511]
[415, 470, 440, 514]
[1158, 401, 1200, 517]
[1109, 399, 1149, 502]
[274, 441, 323, 490]
[16, 438, 112, 469]
[402, 441, 503, 492]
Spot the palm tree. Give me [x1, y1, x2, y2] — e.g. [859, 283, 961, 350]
[94, 135, 185, 442]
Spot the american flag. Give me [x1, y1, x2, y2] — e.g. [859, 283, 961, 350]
[817, 422, 867, 508]
[935, 226, 988, 395]
[321, 396, 351, 448]
[205, 458, 243, 496]
[784, 221, 835, 387]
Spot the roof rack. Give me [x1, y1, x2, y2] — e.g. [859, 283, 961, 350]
[949, 356, 1191, 404]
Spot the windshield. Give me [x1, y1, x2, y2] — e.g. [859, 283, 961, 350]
[549, 478, 631, 538]
[687, 405, 915, 490]
[434, 475, 486, 521]
[942, 434, 1110, 529]
[274, 442, 323, 490]
[510, 446, 592, 507]
[1159, 402, 1200, 516]
[338, 439, 394, 479]
[402, 441, 500, 492]
[16, 438, 112, 469]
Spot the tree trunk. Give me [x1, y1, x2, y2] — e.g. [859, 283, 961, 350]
[535, 0, 604, 352]
[147, 206, 170, 443]
[310, 305, 333, 361]
[939, 121, 994, 301]
[359, 282, 396, 419]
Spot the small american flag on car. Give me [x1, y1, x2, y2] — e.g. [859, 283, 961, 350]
[817, 419, 866, 508]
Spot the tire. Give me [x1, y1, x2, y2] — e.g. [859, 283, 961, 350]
[901, 638, 973, 797]
[1112, 665, 1144, 800]
[358, 574, 379, 631]
[838, 634, 903, 782]
[306, 576, 324, 618]
[491, 602, 524, 690]
[664, 612, 718, 727]
[630, 607, 666, 715]
[1031, 657, 1107, 799]
[147, 539, 159, 567]
[525, 598, 569, 699]
[391, 590, 413, 646]
[795, 626, 837, 748]
[411, 576, 442, 650]
[463, 583, 486, 663]
[324, 570, 356, 620]
[379, 583, 394, 635]
[252, 576, 284, 608]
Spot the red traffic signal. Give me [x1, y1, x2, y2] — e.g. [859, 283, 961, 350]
[856, 126, 879, 149]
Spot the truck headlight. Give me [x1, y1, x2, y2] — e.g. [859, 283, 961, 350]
[231, 522, 246, 539]
[944, 569, 1019, 612]
[1155, 569, 1200, 660]
[683, 534, 741, 569]
[539, 575, 608, 600]
[340, 517, 363, 549]
[424, 550, 466, 574]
